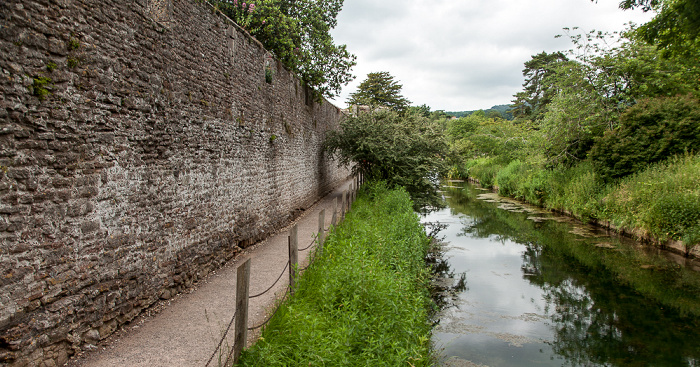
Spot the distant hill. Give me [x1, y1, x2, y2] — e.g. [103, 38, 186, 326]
[446, 104, 514, 120]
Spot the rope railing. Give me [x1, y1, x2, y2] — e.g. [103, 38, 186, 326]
[247, 293, 287, 331]
[204, 178, 363, 365]
[204, 310, 237, 367]
[249, 262, 289, 299]
[298, 237, 317, 252]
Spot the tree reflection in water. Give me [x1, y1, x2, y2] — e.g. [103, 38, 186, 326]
[424, 221, 468, 315]
[524, 240, 700, 366]
[439, 183, 700, 367]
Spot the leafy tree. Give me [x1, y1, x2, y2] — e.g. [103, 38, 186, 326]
[532, 27, 700, 166]
[618, 0, 700, 58]
[407, 104, 431, 118]
[618, 0, 662, 11]
[217, 0, 356, 99]
[347, 72, 411, 112]
[511, 51, 569, 120]
[446, 111, 532, 163]
[590, 94, 700, 181]
[324, 110, 447, 209]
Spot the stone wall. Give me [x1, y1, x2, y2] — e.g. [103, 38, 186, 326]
[0, 0, 349, 365]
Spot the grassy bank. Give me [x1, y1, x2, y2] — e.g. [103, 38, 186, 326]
[237, 182, 434, 366]
[459, 154, 700, 252]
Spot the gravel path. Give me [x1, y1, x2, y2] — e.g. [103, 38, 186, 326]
[66, 179, 354, 367]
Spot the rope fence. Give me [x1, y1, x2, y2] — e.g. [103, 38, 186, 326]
[204, 174, 365, 366]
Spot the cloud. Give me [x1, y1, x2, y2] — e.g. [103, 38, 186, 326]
[329, 0, 655, 111]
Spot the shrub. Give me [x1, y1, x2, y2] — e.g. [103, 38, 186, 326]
[495, 160, 524, 197]
[601, 154, 700, 246]
[590, 94, 700, 181]
[561, 168, 605, 220]
[519, 168, 553, 205]
[464, 157, 502, 188]
[646, 193, 700, 243]
[325, 110, 448, 210]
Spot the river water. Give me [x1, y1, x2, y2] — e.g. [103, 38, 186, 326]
[423, 181, 700, 367]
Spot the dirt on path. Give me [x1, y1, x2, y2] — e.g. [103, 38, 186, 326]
[66, 179, 354, 367]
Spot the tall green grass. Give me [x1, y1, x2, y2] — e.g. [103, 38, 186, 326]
[601, 154, 700, 246]
[457, 154, 700, 250]
[237, 182, 434, 366]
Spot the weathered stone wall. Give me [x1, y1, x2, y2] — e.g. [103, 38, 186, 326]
[0, 0, 349, 365]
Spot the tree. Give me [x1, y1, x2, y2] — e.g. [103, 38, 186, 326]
[511, 51, 569, 120]
[217, 0, 356, 99]
[608, 0, 700, 58]
[525, 27, 699, 166]
[347, 72, 411, 112]
[324, 110, 447, 210]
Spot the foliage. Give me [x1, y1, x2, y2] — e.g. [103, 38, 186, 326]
[216, 0, 256, 28]
[511, 51, 569, 120]
[238, 182, 434, 366]
[325, 110, 448, 210]
[447, 105, 515, 120]
[444, 4, 700, 252]
[347, 71, 411, 112]
[216, 0, 356, 99]
[446, 111, 533, 163]
[495, 160, 525, 197]
[600, 154, 700, 246]
[623, 0, 700, 58]
[523, 27, 700, 167]
[590, 94, 700, 181]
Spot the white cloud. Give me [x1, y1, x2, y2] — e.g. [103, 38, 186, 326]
[329, 0, 654, 111]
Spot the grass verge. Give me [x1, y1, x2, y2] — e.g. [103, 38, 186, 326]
[237, 182, 434, 366]
[458, 153, 700, 251]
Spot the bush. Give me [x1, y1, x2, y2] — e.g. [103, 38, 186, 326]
[325, 110, 448, 210]
[590, 94, 700, 181]
[601, 154, 700, 246]
[560, 168, 604, 220]
[646, 193, 700, 243]
[495, 160, 524, 197]
[463, 157, 502, 188]
[519, 168, 553, 205]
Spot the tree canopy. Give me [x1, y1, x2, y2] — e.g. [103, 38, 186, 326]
[325, 110, 447, 210]
[216, 0, 356, 99]
[347, 72, 411, 112]
[616, 0, 700, 58]
[511, 51, 569, 119]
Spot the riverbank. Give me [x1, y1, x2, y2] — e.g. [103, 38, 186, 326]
[459, 154, 700, 259]
[237, 182, 434, 366]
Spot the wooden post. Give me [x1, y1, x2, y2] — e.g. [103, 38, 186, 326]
[348, 183, 353, 212]
[331, 197, 338, 227]
[233, 258, 251, 364]
[341, 190, 347, 217]
[318, 209, 326, 249]
[288, 224, 298, 293]
[352, 179, 357, 203]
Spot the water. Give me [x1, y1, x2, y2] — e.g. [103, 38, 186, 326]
[424, 182, 700, 367]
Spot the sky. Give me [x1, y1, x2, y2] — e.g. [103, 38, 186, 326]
[328, 0, 655, 112]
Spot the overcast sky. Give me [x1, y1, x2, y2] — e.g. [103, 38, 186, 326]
[328, 0, 655, 112]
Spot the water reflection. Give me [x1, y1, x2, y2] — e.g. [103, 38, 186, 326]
[427, 182, 700, 367]
[425, 221, 468, 314]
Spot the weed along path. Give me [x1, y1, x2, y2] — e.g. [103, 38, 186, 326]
[66, 178, 358, 367]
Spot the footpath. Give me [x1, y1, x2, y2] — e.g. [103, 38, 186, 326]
[66, 178, 355, 367]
